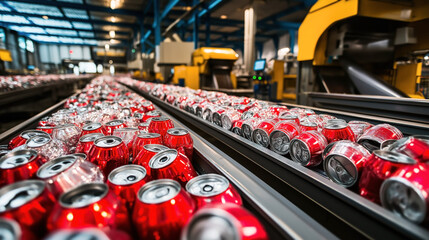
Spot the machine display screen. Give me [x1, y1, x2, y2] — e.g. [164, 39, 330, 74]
[254, 59, 266, 71]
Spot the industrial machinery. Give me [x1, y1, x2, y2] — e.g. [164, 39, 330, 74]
[297, 0, 429, 122]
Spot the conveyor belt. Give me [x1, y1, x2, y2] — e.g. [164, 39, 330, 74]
[124, 83, 429, 240]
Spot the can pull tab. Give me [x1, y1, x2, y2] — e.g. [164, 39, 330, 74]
[202, 184, 214, 193]
[126, 175, 137, 182]
[5, 191, 30, 209]
[155, 188, 170, 198]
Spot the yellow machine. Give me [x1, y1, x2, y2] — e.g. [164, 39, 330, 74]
[297, 0, 429, 104]
[172, 47, 239, 90]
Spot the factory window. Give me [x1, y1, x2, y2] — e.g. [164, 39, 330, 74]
[26, 39, 34, 53]
[18, 36, 26, 49]
[0, 28, 5, 49]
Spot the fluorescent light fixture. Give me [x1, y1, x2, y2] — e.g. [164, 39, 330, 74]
[109, 30, 115, 38]
[45, 28, 78, 36]
[220, 15, 227, 19]
[6, 1, 63, 17]
[72, 22, 92, 30]
[29, 17, 72, 28]
[62, 8, 89, 19]
[9, 25, 45, 34]
[79, 31, 94, 38]
[28, 34, 59, 43]
[0, 3, 11, 12]
[110, 16, 117, 23]
[57, 0, 83, 3]
[105, 44, 110, 51]
[0, 14, 30, 24]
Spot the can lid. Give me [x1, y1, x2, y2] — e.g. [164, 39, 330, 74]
[146, 110, 161, 117]
[151, 116, 169, 122]
[37, 155, 79, 179]
[269, 130, 291, 155]
[45, 228, 109, 240]
[0, 180, 46, 212]
[0, 149, 38, 169]
[380, 177, 426, 223]
[138, 179, 181, 204]
[60, 183, 108, 208]
[139, 122, 149, 127]
[290, 139, 311, 165]
[0, 217, 20, 240]
[82, 122, 102, 131]
[221, 115, 232, 130]
[94, 136, 122, 148]
[326, 119, 346, 125]
[324, 154, 358, 187]
[143, 144, 169, 153]
[253, 129, 270, 148]
[149, 149, 178, 169]
[186, 174, 229, 197]
[20, 130, 49, 140]
[137, 132, 161, 139]
[167, 128, 189, 136]
[26, 135, 51, 148]
[324, 122, 348, 130]
[182, 207, 240, 240]
[280, 113, 298, 120]
[105, 120, 124, 127]
[373, 150, 416, 164]
[79, 133, 104, 143]
[108, 164, 146, 185]
[300, 120, 317, 127]
[54, 124, 76, 130]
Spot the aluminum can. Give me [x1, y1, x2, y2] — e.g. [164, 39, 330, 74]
[148, 116, 174, 137]
[321, 122, 356, 143]
[149, 149, 197, 187]
[0, 180, 55, 236]
[386, 136, 429, 163]
[241, 118, 261, 140]
[37, 154, 104, 198]
[231, 119, 245, 136]
[186, 174, 242, 209]
[80, 122, 107, 136]
[358, 124, 403, 152]
[44, 228, 131, 240]
[290, 131, 328, 167]
[88, 136, 129, 176]
[212, 107, 227, 127]
[348, 121, 373, 139]
[113, 127, 139, 154]
[104, 119, 127, 135]
[380, 163, 429, 224]
[142, 101, 155, 113]
[0, 217, 36, 240]
[36, 126, 55, 135]
[269, 121, 300, 155]
[0, 149, 47, 187]
[132, 144, 169, 172]
[0, 145, 9, 158]
[47, 183, 130, 232]
[181, 203, 268, 240]
[164, 128, 194, 160]
[107, 164, 149, 210]
[221, 109, 242, 131]
[253, 119, 278, 148]
[8, 130, 49, 150]
[132, 133, 163, 157]
[142, 110, 162, 122]
[75, 133, 104, 156]
[138, 122, 149, 132]
[359, 150, 416, 204]
[133, 179, 196, 240]
[322, 140, 371, 187]
[279, 112, 300, 125]
[52, 124, 82, 149]
[26, 135, 70, 161]
[299, 119, 318, 132]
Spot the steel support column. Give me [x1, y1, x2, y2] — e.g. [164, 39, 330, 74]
[205, 11, 211, 47]
[154, 0, 161, 72]
[244, 7, 256, 74]
[193, 0, 199, 49]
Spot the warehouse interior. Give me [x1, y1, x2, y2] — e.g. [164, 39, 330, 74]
[0, 0, 429, 240]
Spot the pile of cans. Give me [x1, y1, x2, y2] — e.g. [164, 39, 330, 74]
[120, 78, 429, 226]
[0, 74, 92, 92]
[0, 76, 268, 240]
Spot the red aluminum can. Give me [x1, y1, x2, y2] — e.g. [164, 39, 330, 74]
[322, 140, 371, 187]
[380, 163, 429, 224]
[322, 122, 356, 143]
[231, 119, 245, 136]
[45, 228, 132, 240]
[290, 131, 328, 167]
[253, 119, 279, 148]
[132, 179, 196, 240]
[0, 217, 36, 240]
[241, 118, 261, 140]
[269, 120, 300, 155]
[182, 203, 268, 240]
[8, 130, 49, 150]
[0, 180, 55, 236]
[164, 128, 194, 160]
[25, 135, 70, 161]
[348, 121, 373, 139]
[299, 119, 318, 132]
[138, 122, 149, 132]
[148, 116, 174, 137]
[47, 183, 130, 232]
[107, 164, 149, 211]
[358, 124, 403, 152]
[359, 150, 416, 204]
[142, 101, 155, 112]
[148, 149, 197, 187]
[279, 112, 300, 125]
[212, 107, 227, 127]
[36, 126, 55, 135]
[52, 124, 82, 149]
[132, 132, 163, 157]
[186, 173, 242, 209]
[81, 122, 107, 136]
[386, 136, 429, 163]
[104, 119, 127, 135]
[87, 136, 130, 176]
[132, 144, 169, 171]
[142, 110, 162, 122]
[221, 109, 242, 131]
[0, 149, 48, 187]
[113, 127, 139, 155]
[75, 133, 104, 156]
[37, 154, 104, 198]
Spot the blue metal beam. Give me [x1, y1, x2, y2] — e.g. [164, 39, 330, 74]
[161, 0, 181, 19]
[205, 10, 210, 47]
[193, 0, 199, 49]
[153, 0, 161, 46]
[289, 30, 296, 53]
[187, 0, 223, 25]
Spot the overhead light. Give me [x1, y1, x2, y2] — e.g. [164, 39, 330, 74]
[105, 44, 110, 51]
[185, 6, 192, 11]
[110, 0, 117, 9]
[220, 15, 227, 19]
[110, 16, 116, 23]
[42, 15, 49, 20]
[110, 39, 115, 43]
[109, 30, 115, 38]
[109, 60, 113, 64]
